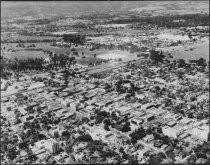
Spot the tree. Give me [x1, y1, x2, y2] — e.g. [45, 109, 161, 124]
[54, 131, 59, 138]
[95, 116, 104, 124]
[81, 117, 90, 123]
[157, 152, 166, 160]
[75, 134, 93, 143]
[149, 49, 165, 63]
[121, 121, 131, 132]
[63, 34, 86, 45]
[119, 147, 124, 153]
[162, 135, 170, 144]
[111, 111, 118, 121]
[62, 131, 70, 137]
[197, 58, 206, 66]
[104, 124, 110, 131]
[187, 154, 197, 163]
[177, 68, 185, 79]
[148, 155, 162, 165]
[129, 127, 146, 142]
[157, 127, 162, 134]
[14, 71, 20, 81]
[7, 150, 17, 160]
[127, 155, 139, 164]
[103, 118, 111, 126]
[18, 142, 27, 150]
[178, 59, 186, 68]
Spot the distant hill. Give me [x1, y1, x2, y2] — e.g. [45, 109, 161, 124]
[1, 1, 209, 20]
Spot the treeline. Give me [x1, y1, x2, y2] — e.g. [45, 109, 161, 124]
[109, 14, 209, 28]
[1, 39, 57, 44]
[15, 18, 51, 25]
[63, 34, 86, 45]
[90, 42, 147, 53]
[1, 53, 77, 80]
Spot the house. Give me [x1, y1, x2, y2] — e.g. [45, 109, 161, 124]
[161, 144, 169, 150]
[143, 114, 155, 122]
[167, 121, 177, 127]
[178, 132, 189, 140]
[94, 102, 105, 108]
[154, 140, 163, 148]
[143, 134, 154, 143]
[131, 117, 144, 125]
[135, 94, 145, 100]
[115, 106, 132, 116]
[180, 118, 193, 125]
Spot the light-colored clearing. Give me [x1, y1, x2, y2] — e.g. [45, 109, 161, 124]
[98, 53, 128, 60]
[157, 33, 190, 41]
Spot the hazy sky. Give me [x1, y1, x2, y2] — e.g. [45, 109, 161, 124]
[1, 1, 209, 19]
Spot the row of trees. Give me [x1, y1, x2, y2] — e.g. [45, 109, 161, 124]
[90, 42, 144, 54]
[48, 52, 77, 70]
[1, 52, 77, 80]
[110, 14, 209, 28]
[63, 34, 86, 45]
[1, 39, 57, 44]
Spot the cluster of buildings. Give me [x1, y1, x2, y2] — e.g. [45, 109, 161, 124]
[1, 6, 209, 164]
[1, 51, 209, 164]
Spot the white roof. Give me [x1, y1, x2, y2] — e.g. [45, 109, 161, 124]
[191, 126, 208, 141]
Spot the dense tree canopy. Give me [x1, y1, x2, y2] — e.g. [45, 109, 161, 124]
[63, 34, 86, 45]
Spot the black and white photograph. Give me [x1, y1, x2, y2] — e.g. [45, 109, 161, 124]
[1, 0, 209, 164]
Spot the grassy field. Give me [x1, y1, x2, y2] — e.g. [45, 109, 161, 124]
[18, 35, 61, 41]
[77, 57, 104, 66]
[170, 42, 209, 61]
[3, 50, 48, 60]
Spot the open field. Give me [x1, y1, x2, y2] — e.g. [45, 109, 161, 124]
[98, 53, 128, 60]
[76, 57, 104, 66]
[159, 40, 209, 62]
[2, 41, 135, 65]
[3, 50, 48, 60]
[172, 43, 209, 61]
[157, 33, 190, 42]
[17, 35, 61, 41]
[97, 50, 131, 60]
[1, 42, 52, 52]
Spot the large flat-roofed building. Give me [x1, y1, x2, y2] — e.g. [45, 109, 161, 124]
[190, 125, 209, 141]
[180, 118, 193, 125]
[115, 106, 132, 116]
[162, 126, 180, 138]
[35, 138, 59, 154]
[143, 114, 155, 122]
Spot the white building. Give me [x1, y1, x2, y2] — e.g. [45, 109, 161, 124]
[162, 126, 180, 138]
[35, 138, 59, 154]
[190, 125, 209, 141]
